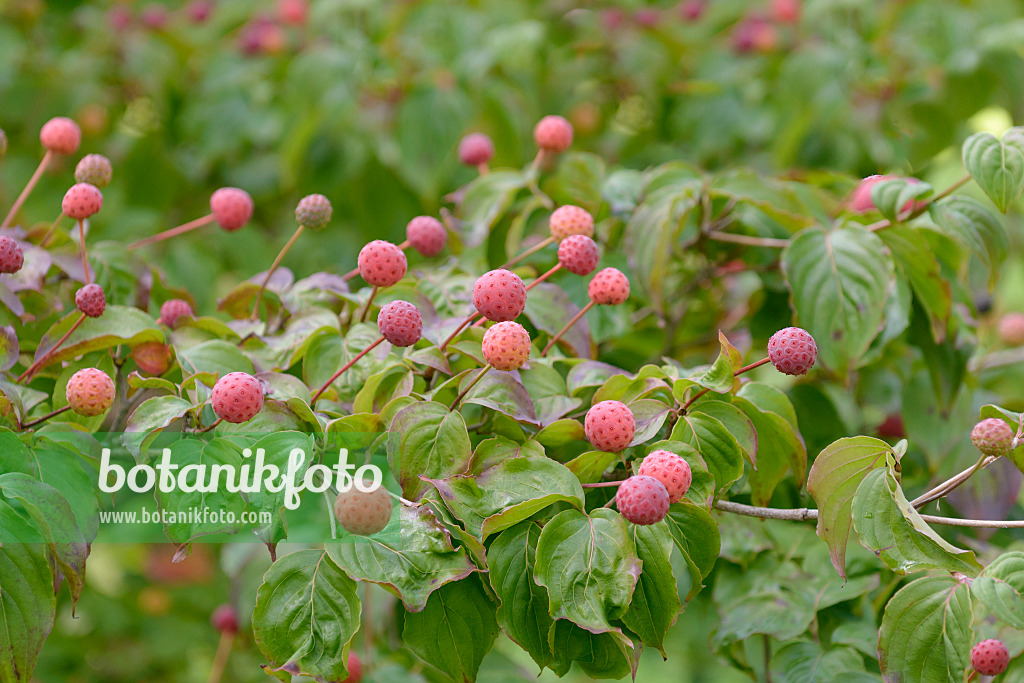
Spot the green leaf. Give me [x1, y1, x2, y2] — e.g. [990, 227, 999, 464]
[695, 332, 744, 394]
[877, 226, 951, 341]
[929, 196, 1009, 287]
[523, 282, 591, 359]
[177, 339, 255, 377]
[621, 523, 679, 656]
[32, 306, 162, 367]
[564, 450, 619, 484]
[671, 412, 745, 494]
[713, 591, 816, 647]
[535, 419, 585, 448]
[460, 170, 527, 247]
[253, 550, 361, 682]
[771, 642, 868, 683]
[869, 178, 932, 222]
[733, 395, 806, 504]
[663, 501, 721, 586]
[0, 326, 17, 371]
[781, 226, 895, 375]
[121, 396, 195, 461]
[971, 551, 1024, 629]
[806, 436, 891, 578]
[962, 127, 1024, 212]
[547, 620, 637, 680]
[462, 370, 538, 425]
[386, 401, 473, 501]
[878, 576, 973, 683]
[402, 575, 499, 682]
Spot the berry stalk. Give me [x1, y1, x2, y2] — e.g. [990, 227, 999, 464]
[357, 285, 379, 323]
[541, 300, 594, 356]
[205, 630, 234, 683]
[78, 220, 91, 283]
[311, 336, 385, 404]
[439, 313, 480, 351]
[39, 211, 64, 247]
[20, 404, 72, 430]
[0, 150, 53, 230]
[251, 224, 305, 319]
[196, 417, 223, 434]
[127, 213, 216, 250]
[501, 235, 554, 269]
[679, 356, 771, 412]
[449, 365, 491, 411]
[17, 311, 86, 383]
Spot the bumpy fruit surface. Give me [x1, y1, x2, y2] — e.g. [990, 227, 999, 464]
[406, 216, 447, 257]
[377, 300, 422, 347]
[343, 652, 363, 683]
[131, 342, 172, 376]
[482, 321, 531, 371]
[62, 183, 103, 220]
[971, 639, 1009, 676]
[458, 132, 495, 167]
[158, 299, 194, 328]
[74, 154, 113, 188]
[767, 327, 817, 375]
[358, 240, 407, 287]
[585, 400, 636, 452]
[588, 267, 630, 305]
[0, 236, 24, 274]
[210, 604, 239, 634]
[533, 115, 573, 153]
[549, 205, 594, 240]
[295, 193, 332, 229]
[209, 187, 254, 231]
[557, 235, 599, 276]
[66, 368, 115, 417]
[971, 418, 1015, 457]
[473, 269, 527, 322]
[638, 450, 692, 503]
[333, 480, 393, 536]
[616, 476, 670, 525]
[40, 116, 81, 155]
[211, 372, 264, 424]
[999, 312, 1024, 346]
[75, 284, 106, 318]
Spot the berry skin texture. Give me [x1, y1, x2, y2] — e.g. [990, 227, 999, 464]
[343, 652, 363, 683]
[638, 450, 692, 503]
[377, 300, 423, 347]
[616, 476, 670, 525]
[458, 133, 495, 167]
[65, 368, 115, 417]
[971, 639, 1009, 676]
[158, 299, 194, 328]
[75, 284, 106, 318]
[768, 327, 817, 375]
[557, 235, 600, 276]
[358, 240, 407, 287]
[211, 372, 265, 424]
[588, 267, 630, 305]
[40, 117, 81, 155]
[209, 187, 254, 231]
[131, 342, 172, 376]
[295, 194, 332, 230]
[406, 216, 447, 257]
[533, 115, 574, 153]
[585, 400, 636, 452]
[211, 605, 239, 634]
[0, 236, 24, 274]
[473, 269, 527, 322]
[333, 479, 393, 536]
[482, 321, 531, 371]
[971, 418, 1015, 457]
[549, 205, 594, 240]
[74, 154, 113, 188]
[999, 312, 1024, 346]
[62, 183, 103, 220]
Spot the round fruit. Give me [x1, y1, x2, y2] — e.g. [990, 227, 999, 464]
[333, 480, 393, 536]
[533, 115, 573, 153]
[482, 321, 531, 371]
[616, 476, 670, 525]
[74, 154, 113, 188]
[406, 216, 447, 257]
[638, 450, 692, 503]
[0, 236, 24, 274]
[210, 604, 239, 634]
[295, 194, 332, 230]
[473, 269, 527, 322]
[62, 183, 103, 220]
[999, 312, 1024, 346]
[210, 187, 254, 231]
[767, 327, 817, 375]
[549, 205, 594, 240]
[588, 267, 630, 305]
[40, 116, 81, 155]
[358, 240, 407, 287]
[584, 400, 636, 452]
[75, 283, 106, 318]
[211, 372, 264, 424]
[458, 133, 495, 167]
[343, 652, 363, 683]
[131, 342, 172, 376]
[65, 368, 115, 417]
[377, 300, 423, 347]
[557, 235, 599, 276]
[971, 418, 1015, 457]
[971, 639, 1009, 676]
[158, 299, 194, 328]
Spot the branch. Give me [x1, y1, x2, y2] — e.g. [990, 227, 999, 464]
[705, 231, 789, 248]
[865, 174, 972, 233]
[712, 499, 1024, 529]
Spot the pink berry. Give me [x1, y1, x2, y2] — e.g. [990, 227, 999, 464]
[971, 639, 1009, 676]
[75, 284, 106, 318]
[616, 476, 670, 525]
[358, 240, 407, 287]
[549, 205, 594, 241]
[458, 133, 495, 167]
[587, 267, 630, 305]
[585, 400, 636, 452]
[767, 327, 817, 375]
[295, 194, 332, 229]
[211, 372, 264, 424]
[333, 479, 393, 536]
[343, 652, 363, 683]
[107, 6, 133, 30]
[999, 312, 1024, 346]
[62, 183, 103, 220]
[74, 154, 113, 188]
[771, 0, 801, 23]
[211, 604, 239, 634]
[210, 188, 254, 231]
[186, 0, 214, 22]
[634, 8, 660, 27]
[66, 368, 115, 417]
[638, 450, 692, 504]
[731, 16, 778, 53]
[679, 0, 706, 21]
[848, 175, 920, 214]
[473, 269, 527, 322]
[533, 115, 573, 153]
[0, 236, 24, 274]
[971, 418, 1015, 457]
[141, 3, 168, 29]
[482, 321, 531, 371]
[557, 235, 599, 276]
[278, 0, 308, 24]
[158, 299, 194, 328]
[377, 300, 422, 347]
[40, 117, 81, 155]
[406, 216, 447, 257]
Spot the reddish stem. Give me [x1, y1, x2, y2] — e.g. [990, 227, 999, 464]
[501, 235, 555, 270]
[541, 300, 595, 356]
[1, 150, 53, 230]
[439, 312, 480, 351]
[251, 224, 305, 319]
[449, 365, 491, 411]
[679, 356, 771, 412]
[525, 263, 561, 292]
[21, 404, 72, 430]
[311, 336, 385, 404]
[358, 285, 379, 323]
[78, 220, 91, 283]
[39, 210, 64, 247]
[127, 213, 216, 250]
[18, 312, 87, 383]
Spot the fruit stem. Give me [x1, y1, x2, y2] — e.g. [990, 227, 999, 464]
[17, 311, 86, 383]
[679, 356, 771, 412]
[251, 224, 305, 319]
[705, 231, 789, 249]
[311, 336, 385, 404]
[78, 220, 91, 283]
[21, 404, 72, 430]
[439, 312, 480, 351]
[1, 150, 52, 230]
[714, 498, 1024, 529]
[580, 481, 625, 488]
[357, 285, 379, 323]
[525, 263, 561, 292]
[449, 365, 491, 411]
[910, 453, 997, 509]
[205, 630, 234, 683]
[127, 213, 216, 250]
[541, 300, 595, 356]
[196, 417, 223, 434]
[865, 173, 972, 233]
[39, 210, 64, 247]
[477, 162, 489, 175]
[502, 235, 555, 269]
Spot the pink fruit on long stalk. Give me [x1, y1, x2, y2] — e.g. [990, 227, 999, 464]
[342, 217, 445, 280]
[62, 183, 103, 283]
[1, 117, 82, 230]
[451, 322, 531, 410]
[128, 187, 254, 250]
[441, 269, 527, 348]
[502, 204, 595, 269]
[458, 133, 495, 173]
[542, 266, 629, 356]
